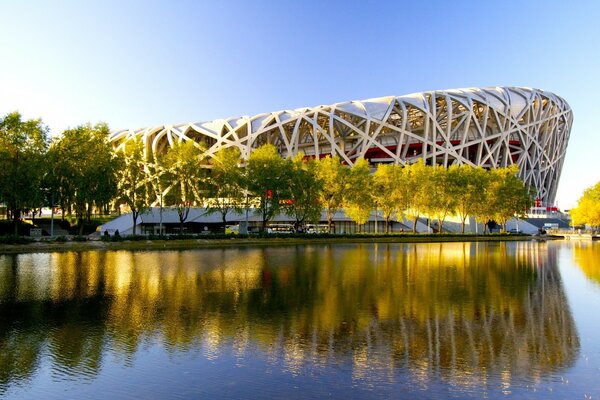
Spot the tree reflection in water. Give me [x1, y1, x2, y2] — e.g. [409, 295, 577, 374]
[572, 241, 600, 286]
[0, 242, 580, 393]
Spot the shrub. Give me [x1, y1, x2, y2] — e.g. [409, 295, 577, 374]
[0, 235, 34, 244]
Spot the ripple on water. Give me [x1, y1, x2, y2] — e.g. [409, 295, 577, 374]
[0, 242, 598, 399]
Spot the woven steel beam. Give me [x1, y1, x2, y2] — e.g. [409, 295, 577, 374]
[110, 87, 572, 204]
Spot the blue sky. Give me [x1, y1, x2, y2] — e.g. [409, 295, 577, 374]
[1, 0, 599, 208]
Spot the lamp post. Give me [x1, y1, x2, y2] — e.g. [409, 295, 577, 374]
[159, 188, 163, 235]
[50, 191, 54, 237]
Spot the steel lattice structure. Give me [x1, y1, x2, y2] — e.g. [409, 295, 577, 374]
[110, 86, 572, 203]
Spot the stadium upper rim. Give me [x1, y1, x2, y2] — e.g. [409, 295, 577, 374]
[109, 86, 570, 136]
[109, 86, 573, 204]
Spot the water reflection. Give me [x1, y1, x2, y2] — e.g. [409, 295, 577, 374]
[0, 242, 580, 394]
[572, 241, 600, 286]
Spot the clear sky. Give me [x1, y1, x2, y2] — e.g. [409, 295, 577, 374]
[1, 0, 598, 208]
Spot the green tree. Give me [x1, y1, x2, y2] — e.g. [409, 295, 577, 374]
[205, 147, 245, 228]
[344, 158, 374, 233]
[571, 181, 600, 229]
[403, 159, 432, 233]
[50, 123, 120, 235]
[471, 169, 496, 234]
[0, 112, 49, 235]
[426, 165, 459, 234]
[316, 155, 348, 233]
[47, 142, 75, 223]
[162, 141, 208, 233]
[246, 144, 290, 232]
[373, 163, 402, 233]
[145, 152, 169, 234]
[491, 165, 533, 232]
[116, 137, 151, 235]
[454, 165, 487, 234]
[283, 154, 324, 231]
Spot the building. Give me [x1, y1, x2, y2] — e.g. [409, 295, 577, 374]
[99, 208, 417, 236]
[110, 86, 572, 204]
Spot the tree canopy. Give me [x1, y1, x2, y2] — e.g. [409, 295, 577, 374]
[0, 112, 49, 235]
[571, 181, 600, 228]
[344, 158, 373, 231]
[205, 147, 245, 226]
[49, 123, 119, 234]
[283, 154, 324, 230]
[246, 144, 290, 231]
[372, 164, 403, 233]
[0, 115, 538, 237]
[161, 141, 208, 232]
[316, 156, 348, 233]
[115, 137, 150, 235]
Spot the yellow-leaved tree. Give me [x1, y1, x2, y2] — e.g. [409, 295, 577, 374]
[571, 181, 600, 229]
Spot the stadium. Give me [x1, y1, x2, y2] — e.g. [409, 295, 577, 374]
[110, 86, 572, 204]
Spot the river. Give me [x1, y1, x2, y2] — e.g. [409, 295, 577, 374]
[0, 241, 599, 398]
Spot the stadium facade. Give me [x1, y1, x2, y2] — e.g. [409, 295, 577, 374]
[110, 86, 572, 204]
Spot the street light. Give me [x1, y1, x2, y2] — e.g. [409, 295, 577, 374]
[244, 189, 250, 234]
[50, 191, 55, 237]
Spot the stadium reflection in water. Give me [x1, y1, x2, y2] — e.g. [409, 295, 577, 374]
[0, 242, 585, 398]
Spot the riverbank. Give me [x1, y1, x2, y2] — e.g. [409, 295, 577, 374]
[0, 234, 539, 254]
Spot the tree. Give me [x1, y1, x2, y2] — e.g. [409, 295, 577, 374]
[426, 165, 459, 234]
[373, 163, 402, 233]
[344, 158, 374, 233]
[0, 112, 49, 235]
[47, 141, 75, 223]
[491, 165, 533, 232]
[205, 147, 245, 229]
[161, 141, 208, 233]
[402, 159, 432, 233]
[145, 152, 169, 235]
[316, 155, 348, 233]
[471, 169, 497, 234]
[454, 165, 487, 234]
[246, 144, 290, 232]
[283, 154, 324, 231]
[571, 181, 600, 229]
[50, 123, 120, 235]
[116, 137, 151, 235]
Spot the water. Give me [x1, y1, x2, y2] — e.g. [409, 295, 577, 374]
[0, 241, 598, 399]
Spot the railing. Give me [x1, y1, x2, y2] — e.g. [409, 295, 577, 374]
[548, 229, 598, 240]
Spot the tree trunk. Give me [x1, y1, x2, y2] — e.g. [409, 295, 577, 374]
[132, 210, 138, 235]
[78, 217, 84, 236]
[327, 214, 333, 234]
[385, 217, 390, 234]
[461, 217, 466, 234]
[261, 197, 268, 233]
[413, 216, 419, 233]
[12, 208, 20, 236]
